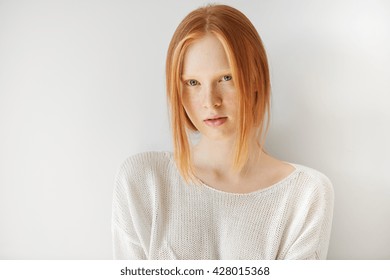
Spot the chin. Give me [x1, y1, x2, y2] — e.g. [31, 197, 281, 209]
[203, 132, 236, 141]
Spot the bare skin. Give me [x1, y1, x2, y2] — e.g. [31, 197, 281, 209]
[192, 128, 296, 194]
[181, 34, 295, 194]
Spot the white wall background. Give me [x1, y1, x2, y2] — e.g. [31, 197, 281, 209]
[0, 0, 389, 259]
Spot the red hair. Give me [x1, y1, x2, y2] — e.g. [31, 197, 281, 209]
[166, 4, 271, 184]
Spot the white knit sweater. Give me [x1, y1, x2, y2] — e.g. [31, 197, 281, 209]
[112, 151, 334, 260]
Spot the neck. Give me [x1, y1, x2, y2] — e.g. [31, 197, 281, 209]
[192, 135, 266, 179]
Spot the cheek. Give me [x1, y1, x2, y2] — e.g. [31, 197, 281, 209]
[224, 94, 237, 106]
[182, 107, 202, 131]
[182, 94, 202, 112]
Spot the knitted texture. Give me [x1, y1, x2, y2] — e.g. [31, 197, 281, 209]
[112, 151, 334, 260]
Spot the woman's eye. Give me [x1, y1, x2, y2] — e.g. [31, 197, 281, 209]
[222, 75, 232, 82]
[186, 79, 199, 86]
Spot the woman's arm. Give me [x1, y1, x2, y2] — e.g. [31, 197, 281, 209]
[111, 159, 148, 260]
[280, 175, 334, 260]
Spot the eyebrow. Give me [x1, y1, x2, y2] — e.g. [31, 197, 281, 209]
[181, 69, 232, 79]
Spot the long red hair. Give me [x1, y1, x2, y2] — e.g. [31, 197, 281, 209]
[166, 4, 271, 184]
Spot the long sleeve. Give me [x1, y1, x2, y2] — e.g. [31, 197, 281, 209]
[279, 173, 334, 259]
[112, 222, 146, 259]
[111, 158, 148, 259]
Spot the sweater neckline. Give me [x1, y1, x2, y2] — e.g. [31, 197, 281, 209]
[194, 163, 300, 196]
[165, 151, 301, 196]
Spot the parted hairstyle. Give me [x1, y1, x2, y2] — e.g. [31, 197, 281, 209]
[166, 4, 271, 184]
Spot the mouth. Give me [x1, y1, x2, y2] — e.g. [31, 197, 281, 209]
[203, 117, 228, 127]
[204, 116, 227, 121]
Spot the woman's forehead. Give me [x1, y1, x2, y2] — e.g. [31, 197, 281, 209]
[182, 34, 231, 76]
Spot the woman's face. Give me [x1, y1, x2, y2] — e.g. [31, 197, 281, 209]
[181, 34, 238, 141]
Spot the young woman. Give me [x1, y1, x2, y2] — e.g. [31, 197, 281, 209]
[112, 4, 334, 260]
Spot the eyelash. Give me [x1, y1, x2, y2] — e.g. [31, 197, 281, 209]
[186, 79, 199, 86]
[185, 75, 232, 86]
[221, 75, 232, 82]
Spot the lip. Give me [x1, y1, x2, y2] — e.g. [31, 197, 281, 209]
[204, 117, 227, 127]
[204, 115, 226, 121]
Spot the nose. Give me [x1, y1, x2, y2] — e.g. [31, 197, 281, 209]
[202, 84, 222, 108]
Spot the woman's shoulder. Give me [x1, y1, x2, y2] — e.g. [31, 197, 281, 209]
[264, 154, 333, 196]
[119, 150, 171, 170]
[115, 150, 175, 184]
[114, 151, 172, 205]
[287, 162, 334, 200]
[291, 163, 332, 186]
